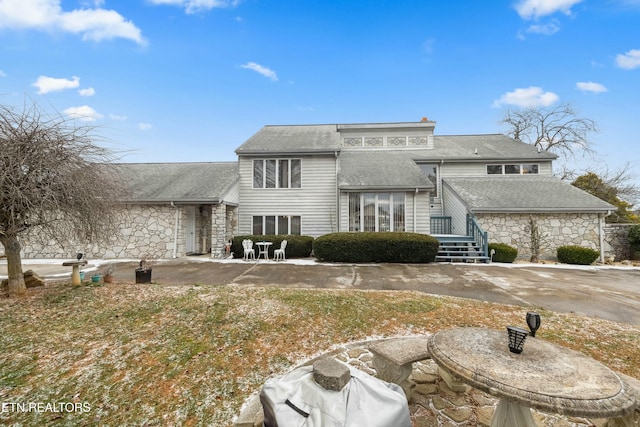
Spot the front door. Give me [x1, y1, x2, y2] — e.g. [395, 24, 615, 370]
[185, 206, 196, 253]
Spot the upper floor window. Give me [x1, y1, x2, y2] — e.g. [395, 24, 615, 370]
[487, 164, 539, 175]
[253, 159, 301, 188]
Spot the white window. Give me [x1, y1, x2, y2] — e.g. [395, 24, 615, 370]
[253, 159, 301, 188]
[487, 164, 539, 175]
[252, 215, 301, 235]
[348, 192, 405, 232]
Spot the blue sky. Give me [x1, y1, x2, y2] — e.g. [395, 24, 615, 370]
[1, 0, 639, 186]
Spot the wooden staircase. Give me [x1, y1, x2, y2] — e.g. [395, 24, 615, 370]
[435, 235, 491, 263]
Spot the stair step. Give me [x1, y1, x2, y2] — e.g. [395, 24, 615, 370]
[438, 252, 485, 256]
[435, 255, 491, 263]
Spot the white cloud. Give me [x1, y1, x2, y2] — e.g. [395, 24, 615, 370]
[616, 49, 640, 69]
[525, 20, 560, 35]
[240, 62, 278, 81]
[109, 113, 127, 120]
[138, 122, 153, 131]
[492, 86, 559, 108]
[64, 105, 103, 122]
[147, 0, 240, 14]
[514, 0, 583, 19]
[576, 81, 607, 93]
[0, 70, 6, 77]
[0, 0, 145, 45]
[32, 75, 80, 94]
[78, 87, 95, 96]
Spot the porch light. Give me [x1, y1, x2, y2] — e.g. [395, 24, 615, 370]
[506, 326, 528, 354]
[526, 312, 541, 337]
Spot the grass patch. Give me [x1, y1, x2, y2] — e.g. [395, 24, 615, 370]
[0, 282, 638, 426]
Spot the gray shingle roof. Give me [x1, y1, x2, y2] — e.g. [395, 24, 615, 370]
[444, 176, 615, 213]
[235, 123, 556, 162]
[235, 125, 342, 154]
[429, 134, 556, 161]
[115, 162, 239, 203]
[338, 151, 434, 190]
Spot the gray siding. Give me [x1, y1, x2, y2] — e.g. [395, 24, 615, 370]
[414, 191, 431, 234]
[221, 181, 239, 205]
[238, 155, 337, 237]
[442, 183, 469, 235]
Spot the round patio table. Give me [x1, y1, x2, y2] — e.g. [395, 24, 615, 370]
[427, 327, 637, 427]
[256, 241, 272, 260]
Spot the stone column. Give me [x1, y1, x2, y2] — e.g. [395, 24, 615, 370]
[210, 204, 227, 258]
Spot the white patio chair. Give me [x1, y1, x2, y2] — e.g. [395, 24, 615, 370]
[274, 240, 287, 261]
[242, 239, 255, 261]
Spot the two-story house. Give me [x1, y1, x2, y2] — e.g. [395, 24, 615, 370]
[10, 119, 615, 261]
[236, 120, 614, 261]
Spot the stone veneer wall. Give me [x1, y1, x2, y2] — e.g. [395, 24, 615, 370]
[476, 212, 602, 261]
[17, 204, 184, 259]
[210, 204, 226, 258]
[603, 223, 634, 261]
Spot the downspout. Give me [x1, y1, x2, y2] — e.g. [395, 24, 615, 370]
[440, 159, 445, 216]
[335, 150, 339, 232]
[414, 188, 418, 233]
[599, 210, 612, 263]
[171, 202, 179, 258]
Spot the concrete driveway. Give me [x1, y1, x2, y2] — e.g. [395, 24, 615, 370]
[4, 258, 640, 326]
[114, 259, 640, 326]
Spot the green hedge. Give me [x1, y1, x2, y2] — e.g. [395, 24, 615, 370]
[629, 224, 640, 251]
[232, 235, 314, 259]
[556, 245, 599, 265]
[313, 232, 439, 263]
[488, 243, 518, 263]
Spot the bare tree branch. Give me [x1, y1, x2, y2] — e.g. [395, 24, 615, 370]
[0, 102, 126, 296]
[501, 103, 598, 159]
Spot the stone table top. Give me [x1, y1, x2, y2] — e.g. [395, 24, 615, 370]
[427, 327, 637, 418]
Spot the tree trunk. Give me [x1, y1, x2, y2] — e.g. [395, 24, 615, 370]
[0, 234, 26, 296]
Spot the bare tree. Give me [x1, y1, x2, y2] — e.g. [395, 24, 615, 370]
[0, 102, 125, 297]
[501, 103, 598, 159]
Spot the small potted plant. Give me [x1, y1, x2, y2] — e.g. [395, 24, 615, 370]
[101, 265, 115, 283]
[135, 255, 154, 284]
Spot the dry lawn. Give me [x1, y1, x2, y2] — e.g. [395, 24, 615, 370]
[1, 279, 638, 426]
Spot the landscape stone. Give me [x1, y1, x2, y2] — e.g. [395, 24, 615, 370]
[24, 270, 45, 288]
[313, 357, 350, 391]
[442, 407, 472, 423]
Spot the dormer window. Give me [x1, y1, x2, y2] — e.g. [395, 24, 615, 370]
[487, 164, 539, 175]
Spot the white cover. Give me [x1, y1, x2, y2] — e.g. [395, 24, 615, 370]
[260, 363, 411, 427]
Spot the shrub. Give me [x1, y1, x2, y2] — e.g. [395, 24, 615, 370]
[488, 243, 518, 263]
[628, 224, 640, 251]
[313, 232, 439, 263]
[556, 245, 599, 265]
[232, 235, 314, 259]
